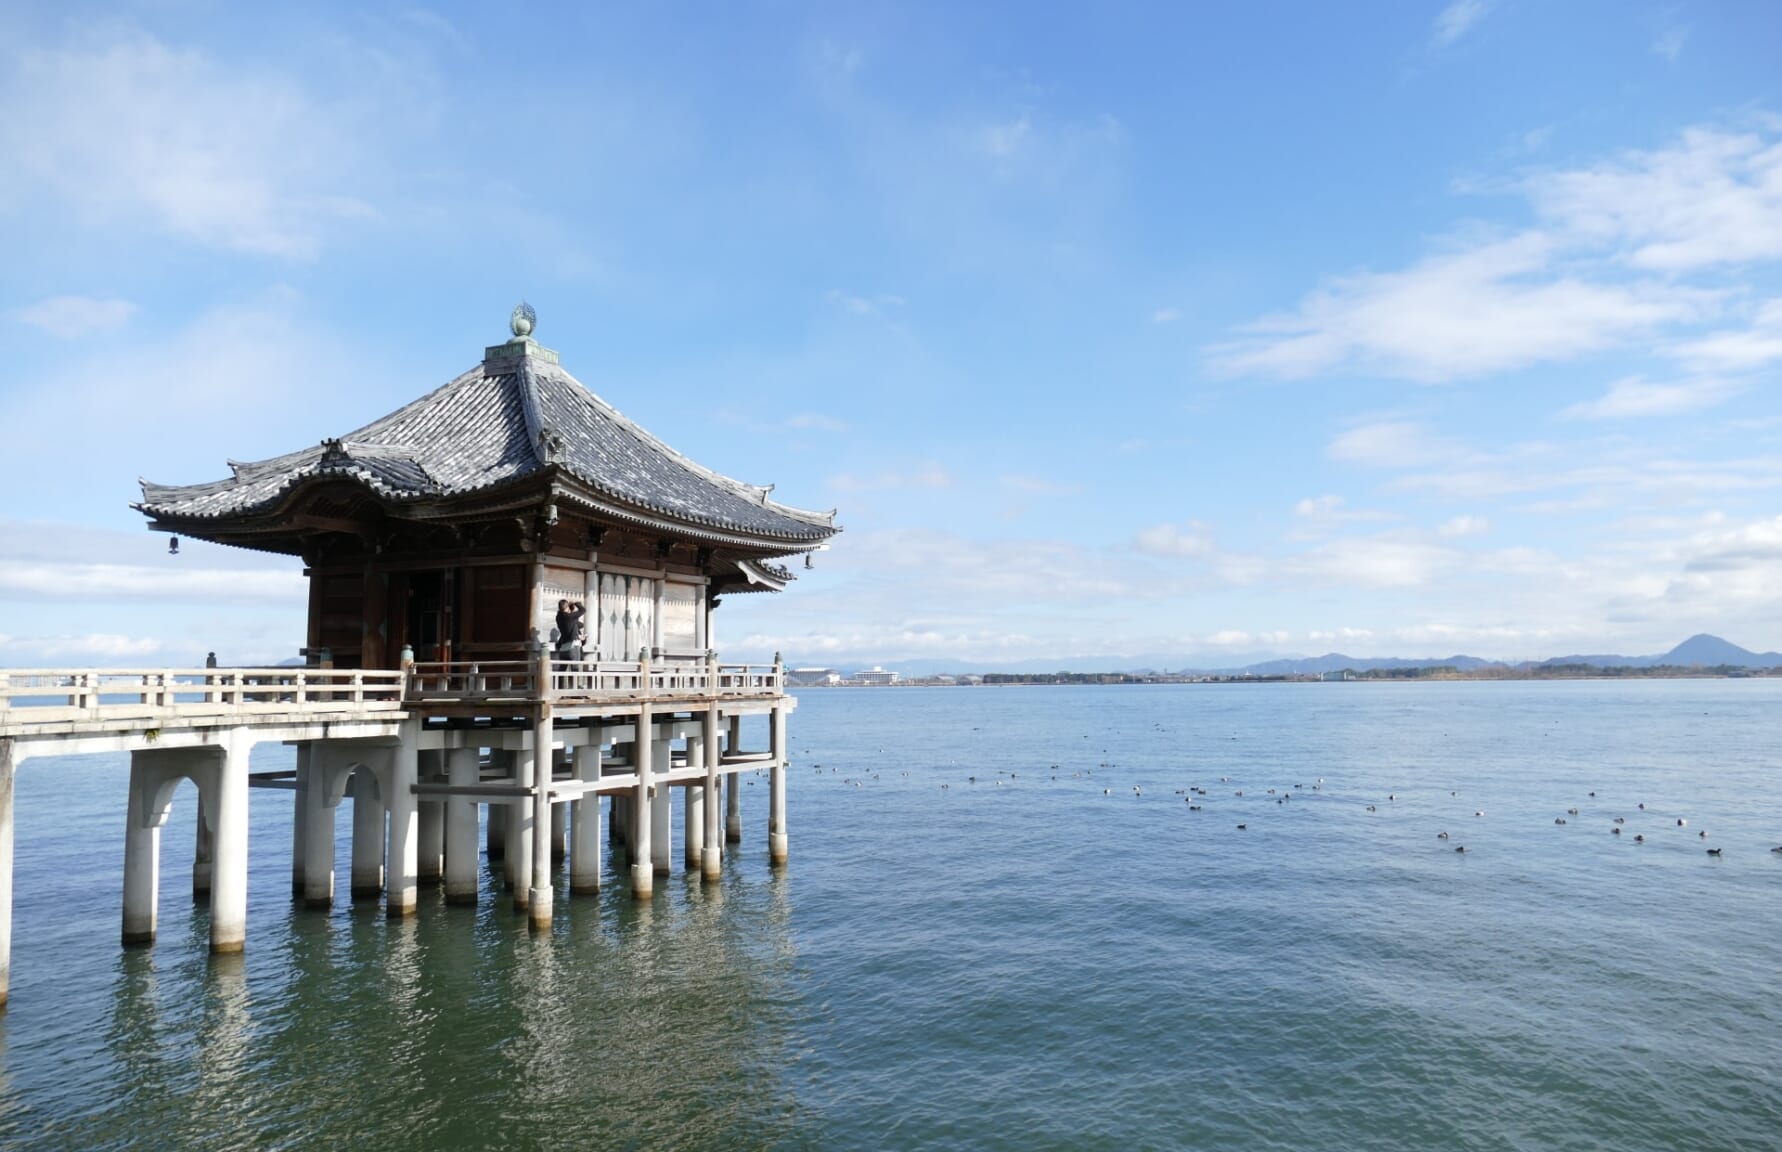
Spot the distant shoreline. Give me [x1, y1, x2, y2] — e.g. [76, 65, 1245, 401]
[793, 666, 1782, 688]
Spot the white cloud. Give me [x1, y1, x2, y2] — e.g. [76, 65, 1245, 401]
[1652, 25, 1688, 61]
[1291, 534, 1459, 588]
[1205, 629, 1253, 647]
[1671, 299, 1782, 371]
[1000, 474, 1083, 496]
[1150, 307, 1181, 325]
[787, 412, 851, 433]
[0, 633, 164, 662]
[981, 116, 1032, 159]
[0, 34, 379, 258]
[1433, 0, 1492, 46]
[1208, 233, 1698, 381]
[1526, 126, 1782, 270]
[1308, 627, 1375, 643]
[1134, 521, 1216, 558]
[0, 562, 304, 603]
[1437, 515, 1489, 538]
[1327, 421, 1459, 468]
[13, 295, 136, 339]
[1295, 494, 1345, 518]
[1561, 376, 1743, 421]
[827, 463, 952, 492]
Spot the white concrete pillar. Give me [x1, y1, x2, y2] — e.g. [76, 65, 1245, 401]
[351, 767, 385, 899]
[651, 742, 672, 877]
[528, 710, 555, 930]
[702, 708, 722, 881]
[630, 709, 653, 899]
[386, 724, 420, 918]
[570, 736, 603, 894]
[208, 729, 252, 954]
[444, 747, 480, 905]
[685, 783, 704, 871]
[0, 738, 12, 1008]
[768, 705, 788, 866]
[122, 756, 160, 945]
[302, 746, 336, 908]
[512, 747, 535, 911]
[417, 749, 444, 884]
[192, 800, 214, 901]
[290, 744, 310, 897]
[725, 716, 742, 844]
[550, 787, 568, 863]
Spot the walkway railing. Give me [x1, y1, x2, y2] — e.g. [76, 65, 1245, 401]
[407, 656, 783, 702]
[0, 668, 407, 727]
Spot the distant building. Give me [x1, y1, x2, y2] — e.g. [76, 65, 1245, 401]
[787, 667, 841, 687]
[1321, 670, 1353, 682]
[850, 666, 898, 686]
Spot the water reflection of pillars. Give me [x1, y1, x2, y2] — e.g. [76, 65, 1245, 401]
[768, 704, 788, 866]
[630, 705, 653, 899]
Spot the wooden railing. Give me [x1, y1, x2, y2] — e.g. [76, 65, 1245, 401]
[406, 656, 782, 702]
[0, 668, 406, 727]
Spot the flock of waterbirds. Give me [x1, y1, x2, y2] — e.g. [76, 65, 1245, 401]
[799, 725, 1782, 860]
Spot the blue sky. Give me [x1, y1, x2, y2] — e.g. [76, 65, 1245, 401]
[1, 0, 1780, 668]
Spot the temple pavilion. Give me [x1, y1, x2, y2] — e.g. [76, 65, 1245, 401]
[1, 306, 842, 951]
[136, 303, 839, 670]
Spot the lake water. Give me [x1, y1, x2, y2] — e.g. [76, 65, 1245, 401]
[2, 681, 1779, 1150]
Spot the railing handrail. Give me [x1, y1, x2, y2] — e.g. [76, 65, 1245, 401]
[0, 666, 405, 727]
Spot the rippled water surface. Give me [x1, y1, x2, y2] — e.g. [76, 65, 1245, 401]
[3, 681, 1781, 1150]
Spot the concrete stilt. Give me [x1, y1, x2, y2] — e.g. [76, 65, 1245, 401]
[122, 758, 160, 945]
[417, 749, 444, 884]
[511, 747, 535, 911]
[386, 725, 420, 918]
[528, 703, 555, 931]
[208, 729, 252, 954]
[351, 769, 385, 899]
[702, 707, 722, 882]
[302, 747, 336, 908]
[651, 750, 672, 877]
[631, 708, 653, 899]
[685, 783, 704, 872]
[725, 731, 742, 844]
[443, 747, 479, 905]
[192, 801, 214, 901]
[0, 738, 12, 1008]
[550, 791, 568, 864]
[487, 775, 507, 861]
[291, 744, 310, 897]
[570, 736, 602, 894]
[768, 704, 788, 867]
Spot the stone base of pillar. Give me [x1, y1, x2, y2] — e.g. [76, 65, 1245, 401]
[630, 861, 653, 899]
[702, 846, 722, 882]
[769, 832, 788, 866]
[528, 886, 553, 929]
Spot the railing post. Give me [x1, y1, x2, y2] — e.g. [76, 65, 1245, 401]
[638, 647, 651, 701]
[351, 671, 364, 705]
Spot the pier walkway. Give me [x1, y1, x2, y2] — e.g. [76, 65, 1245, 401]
[0, 655, 791, 1007]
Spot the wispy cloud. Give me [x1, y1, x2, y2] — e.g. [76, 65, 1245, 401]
[1001, 474, 1083, 496]
[1437, 515, 1490, 538]
[13, 295, 136, 339]
[1150, 306, 1181, 325]
[1671, 298, 1782, 371]
[827, 463, 952, 492]
[0, 34, 381, 258]
[1561, 376, 1743, 421]
[788, 412, 851, 433]
[1432, 0, 1492, 47]
[1327, 421, 1462, 468]
[1134, 521, 1216, 558]
[1652, 25, 1689, 61]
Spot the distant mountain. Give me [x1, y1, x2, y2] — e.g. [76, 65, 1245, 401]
[795, 634, 1782, 679]
[1540, 633, 1782, 670]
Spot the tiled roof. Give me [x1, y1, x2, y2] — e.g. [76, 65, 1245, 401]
[137, 343, 839, 546]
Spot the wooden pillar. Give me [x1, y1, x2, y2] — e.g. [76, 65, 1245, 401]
[571, 733, 603, 894]
[386, 724, 420, 918]
[209, 730, 251, 954]
[702, 705, 722, 881]
[350, 767, 385, 899]
[631, 708, 653, 899]
[768, 703, 788, 866]
[444, 747, 480, 904]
